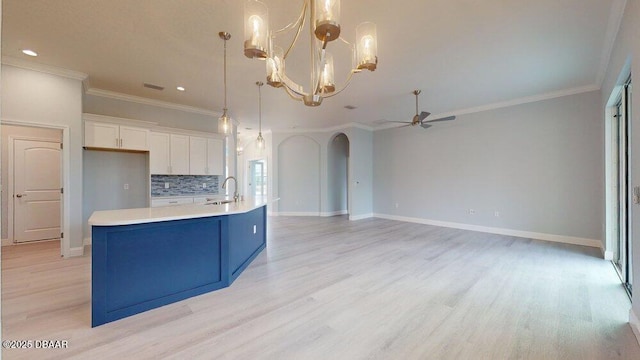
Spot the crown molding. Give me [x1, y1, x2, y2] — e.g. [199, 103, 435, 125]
[373, 84, 601, 131]
[1, 56, 88, 81]
[85, 88, 221, 117]
[83, 113, 158, 127]
[596, 0, 627, 87]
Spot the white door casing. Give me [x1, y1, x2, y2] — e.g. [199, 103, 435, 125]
[13, 139, 62, 243]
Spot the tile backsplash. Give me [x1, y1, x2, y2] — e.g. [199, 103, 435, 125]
[151, 175, 221, 197]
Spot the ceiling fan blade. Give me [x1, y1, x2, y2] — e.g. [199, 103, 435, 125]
[386, 121, 412, 124]
[422, 115, 456, 123]
[420, 123, 432, 129]
[419, 111, 431, 121]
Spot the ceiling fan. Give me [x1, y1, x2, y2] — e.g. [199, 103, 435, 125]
[388, 90, 456, 129]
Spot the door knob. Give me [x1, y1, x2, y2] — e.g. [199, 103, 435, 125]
[16, 194, 26, 198]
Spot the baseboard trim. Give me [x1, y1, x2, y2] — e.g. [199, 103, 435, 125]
[84, 237, 92, 246]
[349, 213, 373, 221]
[276, 212, 322, 217]
[321, 210, 348, 217]
[372, 213, 602, 248]
[67, 246, 85, 257]
[2, 238, 13, 246]
[630, 309, 640, 347]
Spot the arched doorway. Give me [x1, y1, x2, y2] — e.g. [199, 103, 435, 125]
[327, 133, 350, 216]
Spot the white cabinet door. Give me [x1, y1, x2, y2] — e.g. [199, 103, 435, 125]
[189, 136, 208, 175]
[170, 134, 190, 175]
[150, 132, 171, 174]
[120, 125, 149, 151]
[85, 121, 120, 149]
[207, 138, 224, 175]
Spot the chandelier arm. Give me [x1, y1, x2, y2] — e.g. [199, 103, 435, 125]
[322, 70, 357, 99]
[272, 0, 307, 34]
[280, 72, 308, 97]
[313, 39, 330, 95]
[309, 1, 316, 96]
[283, 85, 305, 101]
[282, 5, 307, 60]
[272, 1, 308, 61]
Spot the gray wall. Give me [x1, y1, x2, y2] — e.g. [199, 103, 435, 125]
[83, 93, 219, 133]
[600, 0, 640, 325]
[327, 133, 349, 214]
[348, 127, 374, 218]
[1, 65, 84, 251]
[82, 150, 149, 239]
[277, 135, 321, 214]
[373, 90, 603, 240]
[1, 125, 63, 240]
[271, 126, 373, 219]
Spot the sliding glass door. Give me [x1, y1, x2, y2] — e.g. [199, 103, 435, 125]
[613, 76, 632, 297]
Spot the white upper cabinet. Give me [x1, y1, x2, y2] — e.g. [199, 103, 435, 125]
[190, 137, 224, 175]
[84, 121, 149, 151]
[170, 134, 190, 175]
[150, 132, 190, 175]
[119, 126, 149, 151]
[189, 136, 208, 175]
[149, 132, 171, 174]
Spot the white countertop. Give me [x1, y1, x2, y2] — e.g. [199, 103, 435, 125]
[89, 198, 267, 226]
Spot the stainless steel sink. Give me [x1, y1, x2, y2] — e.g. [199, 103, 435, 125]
[205, 199, 234, 205]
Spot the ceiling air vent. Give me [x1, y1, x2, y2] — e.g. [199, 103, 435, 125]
[344, 105, 357, 110]
[143, 83, 165, 91]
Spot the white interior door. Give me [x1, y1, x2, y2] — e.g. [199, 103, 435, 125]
[13, 139, 62, 243]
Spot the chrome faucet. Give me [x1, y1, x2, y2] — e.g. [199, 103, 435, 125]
[222, 176, 240, 202]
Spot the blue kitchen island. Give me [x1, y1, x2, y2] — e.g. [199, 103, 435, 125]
[88, 199, 267, 327]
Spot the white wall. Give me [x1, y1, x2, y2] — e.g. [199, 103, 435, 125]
[373, 90, 603, 242]
[1, 125, 62, 240]
[600, 0, 640, 334]
[1, 65, 84, 252]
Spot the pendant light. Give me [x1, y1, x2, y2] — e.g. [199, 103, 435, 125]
[256, 81, 265, 149]
[218, 32, 232, 135]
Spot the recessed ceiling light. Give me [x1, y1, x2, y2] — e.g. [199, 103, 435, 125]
[176, 86, 185, 91]
[22, 49, 38, 57]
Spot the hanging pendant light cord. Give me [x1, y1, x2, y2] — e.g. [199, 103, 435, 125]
[258, 83, 262, 134]
[223, 37, 228, 113]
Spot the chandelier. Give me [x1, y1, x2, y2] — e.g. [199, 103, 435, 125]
[243, 0, 378, 107]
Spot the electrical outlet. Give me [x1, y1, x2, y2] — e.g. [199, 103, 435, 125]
[395, 203, 399, 209]
[469, 209, 475, 215]
[202, 183, 207, 189]
[164, 182, 170, 189]
[123, 184, 129, 190]
[494, 211, 500, 217]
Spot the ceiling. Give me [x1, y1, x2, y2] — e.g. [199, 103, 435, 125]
[2, 0, 625, 131]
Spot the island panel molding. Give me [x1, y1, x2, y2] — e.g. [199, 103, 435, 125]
[91, 203, 267, 326]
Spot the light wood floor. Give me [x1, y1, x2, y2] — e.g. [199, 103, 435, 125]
[2, 216, 640, 359]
